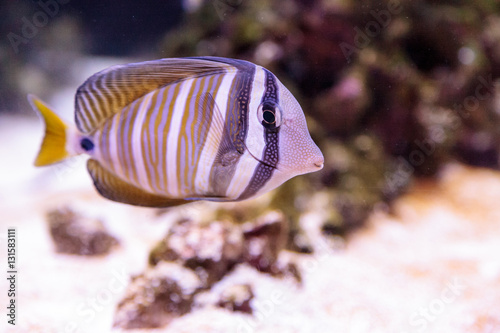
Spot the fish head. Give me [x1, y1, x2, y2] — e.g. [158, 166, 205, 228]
[244, 70, 324, 194]
[273, 81, 324, 175]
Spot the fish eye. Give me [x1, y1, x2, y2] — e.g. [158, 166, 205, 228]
[258, 101, 282, 130]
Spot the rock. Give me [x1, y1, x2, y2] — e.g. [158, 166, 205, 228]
[46, 207, 118, 255]
[150, 211, 296, 287]
[125, 211, 299, 328]
[274, 251, 303, 284]
[216, 284, 254, 314]
[242, 210, 288, 274]
[113, 262, 201, 329]
[121, 212, 290, 328]
[149, 218, 244, 287]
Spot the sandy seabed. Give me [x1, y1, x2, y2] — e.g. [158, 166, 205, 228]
[1, 114, 500, 333]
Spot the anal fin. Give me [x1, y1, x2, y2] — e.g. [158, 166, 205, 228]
[87, 159, 189, 208]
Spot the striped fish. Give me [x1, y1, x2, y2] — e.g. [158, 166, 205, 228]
[29, 57, 324, 207]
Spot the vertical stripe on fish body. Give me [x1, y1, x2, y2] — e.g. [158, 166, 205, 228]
[30, 57, 324, 207]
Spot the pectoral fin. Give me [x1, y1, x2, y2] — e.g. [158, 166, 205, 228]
[195, 93, 243, 196]
[87, 159, 189, 207]
[196, 93, 242, 166]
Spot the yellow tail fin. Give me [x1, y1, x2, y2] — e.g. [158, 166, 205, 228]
[28, 94, 72, 166]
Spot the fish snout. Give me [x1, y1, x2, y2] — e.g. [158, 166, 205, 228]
[312, 154, 324, 170]
[296, 150, 324, 174]
[313, 160, 324, 170]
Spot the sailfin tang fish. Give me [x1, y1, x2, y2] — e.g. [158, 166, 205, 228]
[30, 57, 324, 207]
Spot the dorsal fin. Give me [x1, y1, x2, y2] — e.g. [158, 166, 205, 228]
[75, 57, 235, 134]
